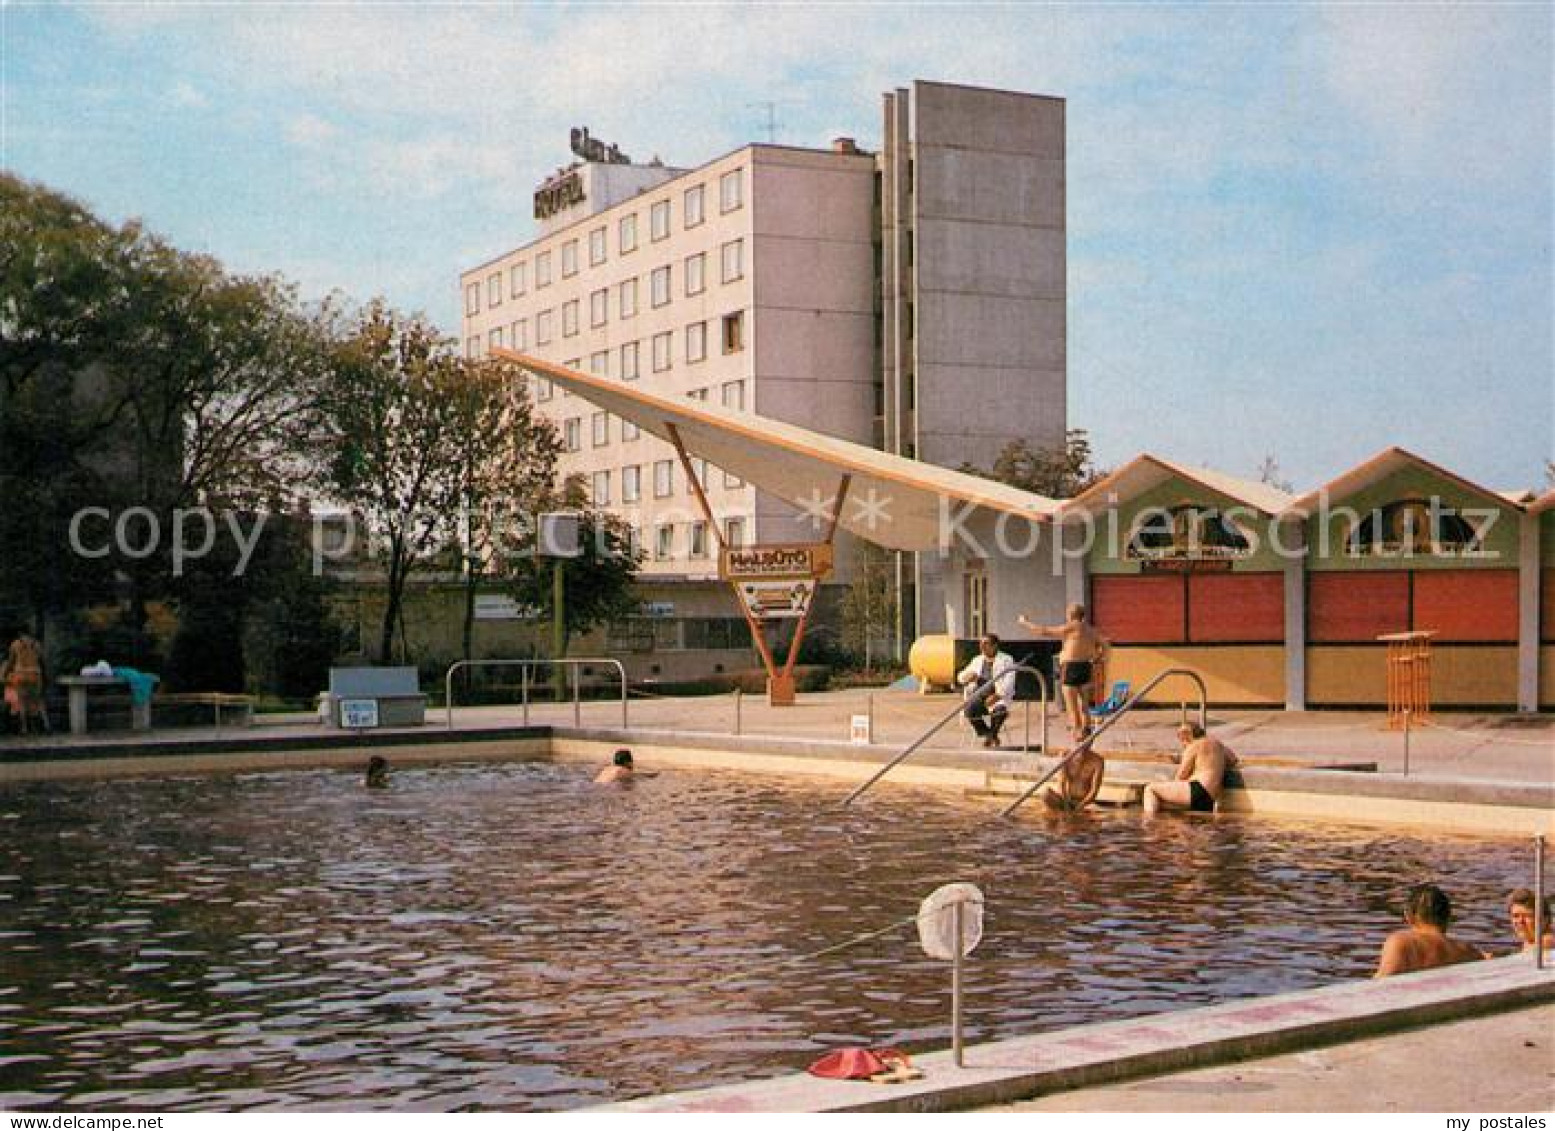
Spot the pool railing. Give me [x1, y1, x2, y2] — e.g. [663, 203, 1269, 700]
[444, 657, 629, 729]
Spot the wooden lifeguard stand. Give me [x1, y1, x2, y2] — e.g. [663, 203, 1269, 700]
[1377, 630, 1436, 730]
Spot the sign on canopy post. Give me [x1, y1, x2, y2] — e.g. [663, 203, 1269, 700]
[721, 543, 836, 705]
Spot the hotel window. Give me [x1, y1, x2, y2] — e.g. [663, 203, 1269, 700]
[535, 250, 552, 287]
[487, 272, 502, 307]
[725, 516, 746, 548]
[686, 321, 707, 363]
[651, 331, 672, 372]
[720, 379, 745, 410]
[622, 465, 642, 503]
[536, 309, 553, 345]
[720, 168, 743, 212]
[591, 411, 609, 447]
[563, 418, 581, 452]
[620, 340, 640, 381]
[650, 199, 670, 241]
[722, 310, 745, 353]
[488, 326, 504, 351]
[723, 468, 745, 489]
[588, 226, 607, 266]
[689, 520, 708, 558]
[511, 318, 528, 350]
[619, 213, 638, 254]
[684, 184, 705, 228]
[619, 277, 638, 319]
[510, 261, 527, 297]
[536, 377, 554, 401]
[653, 459, 674, 498]
[721, 239, 744, 283]
[465, 335, 479, 358]
[622, 419, 640, 441]
[561, 239, 578, 277]
[562, 300, 579, 337]
[654, 523, 674, 560]
[651, 265, 671, 308]
[464, 283, 480, 315]
[688, 387, 708, 402]
[591, 470, 611, 505]
[563, 358, 580, 383]
[590, 288, 608, 328]
[692, 457, 709, 488]
[589, 351, 609, 378]
[685, 252, 705, 296]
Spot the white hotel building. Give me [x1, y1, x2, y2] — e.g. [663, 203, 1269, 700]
[459, 81, 1066, 678]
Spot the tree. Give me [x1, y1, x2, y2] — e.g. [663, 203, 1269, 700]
[315, 303, 476, 665]
[1, 174, 334, 652]
[840, 541, 896, 671]
[448, 357, 562, 665]
[1257, 454, 1295, 494]
[963, 429, 1105, 498]
[505, 474, 642, 648]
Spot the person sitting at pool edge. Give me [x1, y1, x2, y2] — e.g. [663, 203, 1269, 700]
[1508, 888, 1554, 955]
[956, 634, 1018, 749]
[1039, 744, 1106, 813]
[1143, 723, 1238, 815]
[364, 755, 389, 788]
[594, 748, 635, 784]
[1375, 883, 1488, 977]
[1018, 604, 1106, 741]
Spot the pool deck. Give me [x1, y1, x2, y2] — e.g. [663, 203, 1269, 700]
[586, 955, 1555, 1113]
[1, 688, 1550, 783]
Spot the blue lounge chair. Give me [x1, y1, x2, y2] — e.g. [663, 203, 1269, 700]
[1088, 681, 1131, 720]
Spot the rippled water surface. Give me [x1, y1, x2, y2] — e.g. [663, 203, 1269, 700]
[0, 760, 1527, 1110]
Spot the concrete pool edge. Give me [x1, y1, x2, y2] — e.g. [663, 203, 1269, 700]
[3, 723, 1549, 835]
[586, 957, 1555, 1113]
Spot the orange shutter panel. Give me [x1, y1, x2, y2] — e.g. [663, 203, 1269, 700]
[1412, 570, 1519, 642]
[1091, 575, 1185, 644]
[1188, 572, 1285, 643]
[1308, 572, 1409, 642]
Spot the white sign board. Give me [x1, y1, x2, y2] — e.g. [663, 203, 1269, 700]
[850, 714, 872, 745]
[917, 883, 985, 960]
[474, 594, 523, 621]
[339, 698, 380, 729]
[736, 578, 816, 621]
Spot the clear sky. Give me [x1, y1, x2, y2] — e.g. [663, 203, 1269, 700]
[4, 2, 1551, 492]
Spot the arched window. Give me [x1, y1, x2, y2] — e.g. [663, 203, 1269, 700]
[1346, 499, 1483, 555]
[1128, 505, 1251, 559]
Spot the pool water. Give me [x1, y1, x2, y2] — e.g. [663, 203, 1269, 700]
[0, 760, 1527, 1110]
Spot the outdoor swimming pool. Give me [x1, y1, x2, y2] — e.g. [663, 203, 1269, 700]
[0, 760, 1527, 1110]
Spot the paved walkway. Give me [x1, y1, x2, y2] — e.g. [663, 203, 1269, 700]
[988, 1002, 1555, 1113]
[3, 689, 1552, 787]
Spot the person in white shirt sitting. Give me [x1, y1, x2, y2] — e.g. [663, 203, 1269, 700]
[957, 634, 1018, 749]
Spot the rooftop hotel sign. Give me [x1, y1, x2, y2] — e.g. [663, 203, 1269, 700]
[534, 170, 585, 220]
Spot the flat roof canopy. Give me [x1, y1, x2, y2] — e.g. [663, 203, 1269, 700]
[494, 350, 1058, 551]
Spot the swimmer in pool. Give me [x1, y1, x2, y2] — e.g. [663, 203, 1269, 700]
[364, 755, 389, 788]
[594, 748, 636, 784]
[1018, 604, 1106, 741]
[1374, 883, 1488, 977]
[1508, 888, 1554, 955]
[1143, 723, 1238, 815]
[1039, 744, 1106, 813]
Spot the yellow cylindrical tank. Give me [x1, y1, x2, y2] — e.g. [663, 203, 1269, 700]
[908, 633, 960, 693]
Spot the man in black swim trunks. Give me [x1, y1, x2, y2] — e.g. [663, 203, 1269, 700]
[1144, 723, 1239, 815]
[1018, 603, 1106, 740]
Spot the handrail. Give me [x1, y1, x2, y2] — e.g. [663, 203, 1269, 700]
[842, 663, 1052, 807]
[444, 657, 628, 729]
[998, 666, 1209, 819]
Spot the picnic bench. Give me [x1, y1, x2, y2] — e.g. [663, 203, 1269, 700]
[323, 667, 427, 729]
[58, 675, 150, 735]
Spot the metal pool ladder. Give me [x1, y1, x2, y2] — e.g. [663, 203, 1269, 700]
[997, 667, 1209, 819]
[841, 664, 1053, 807]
